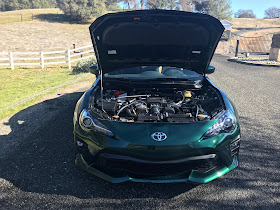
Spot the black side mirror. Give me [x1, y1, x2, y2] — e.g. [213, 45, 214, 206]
[206, 65, 215, 74]
[89, 65, 99, 75]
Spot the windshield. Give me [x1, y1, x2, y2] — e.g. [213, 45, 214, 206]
[104, 66, 203, 81]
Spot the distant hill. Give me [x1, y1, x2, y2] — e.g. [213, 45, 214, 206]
[232, 18, 280, 30]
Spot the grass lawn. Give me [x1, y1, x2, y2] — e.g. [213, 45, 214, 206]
[0, 66, 92, 120]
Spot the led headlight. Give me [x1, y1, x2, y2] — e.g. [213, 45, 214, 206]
[79, 109, 114, 137]
[203, 110, 236, 138]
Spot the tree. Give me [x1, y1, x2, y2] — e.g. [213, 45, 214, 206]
[264, 7, 280, 18]
[167, 0, 180, 10]
[146, 0, 168, 9]
[105, 0, 122, 10]
[3, 0, 31, 10]
[0, 0, 5, 11]
[57, 0, 106, 21]
[234, 9, 256, 18]
[145, 0, 180, 10]
[0, 0, 57, 11]
[140, 0, 145, 9]
[32, 0, 57, 8]
[122, 0, 137, 9]
[207, 0, 232, 20]
[193, 0, 209, 13]
[179, 0, 194, 12]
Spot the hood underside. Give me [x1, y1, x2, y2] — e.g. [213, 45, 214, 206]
[89, 10, 224, 74]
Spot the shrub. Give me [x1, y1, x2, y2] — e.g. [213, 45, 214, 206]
[72, 57, 97, 74]
[57, 0, 107, 21]
[107, 3, 122, 11]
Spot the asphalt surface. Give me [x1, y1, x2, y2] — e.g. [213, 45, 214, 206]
[0, 55, 279, 209]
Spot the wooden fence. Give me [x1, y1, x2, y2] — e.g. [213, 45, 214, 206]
[229, 33, 276, 55]
[0, 44, 95, 70]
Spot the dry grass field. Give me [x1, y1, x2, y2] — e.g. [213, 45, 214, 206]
[0, 21, 91, 52]
[240, 28, 280, 37]
[232, 18, 280, 29]
[0, 8, 96, 52]
[0, 8, 63, 24]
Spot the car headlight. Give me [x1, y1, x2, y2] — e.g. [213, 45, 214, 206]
[79, 109, 114, 137]
[203, 110, 236, 138]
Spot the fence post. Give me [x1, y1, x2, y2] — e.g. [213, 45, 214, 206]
[40, 52, 44, 69]
[73, 44, 76, 53]
[9, 52, 14, 70]
[235, 40, 240, 57]
[67, 49, 71, 69]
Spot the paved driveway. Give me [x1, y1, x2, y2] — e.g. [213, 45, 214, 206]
[0, 55, 279, 209]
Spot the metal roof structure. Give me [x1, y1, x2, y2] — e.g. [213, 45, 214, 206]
[221, 20, 233, 30]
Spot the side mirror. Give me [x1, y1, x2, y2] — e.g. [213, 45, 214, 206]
[206, 65, 215, 74]
[89, 65, 99, 75]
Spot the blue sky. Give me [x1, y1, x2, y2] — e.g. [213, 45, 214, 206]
[231, 0, 280, 18]
[119, 0, 279, 18]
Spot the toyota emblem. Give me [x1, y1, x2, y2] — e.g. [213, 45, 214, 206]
[151, 132, 167, 142]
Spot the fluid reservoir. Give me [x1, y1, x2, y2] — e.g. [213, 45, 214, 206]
[184, 91, 192, 98]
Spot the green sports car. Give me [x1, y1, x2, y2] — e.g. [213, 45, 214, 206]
[73, 10, 241, 183]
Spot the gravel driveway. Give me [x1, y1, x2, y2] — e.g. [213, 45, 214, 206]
[0, 55, 279, 209]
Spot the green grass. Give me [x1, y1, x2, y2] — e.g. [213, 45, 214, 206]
[0, 66, 83, 119]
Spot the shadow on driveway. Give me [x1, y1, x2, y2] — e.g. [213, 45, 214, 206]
[0, 91, 279, 208]
[0, 92, 197, 200]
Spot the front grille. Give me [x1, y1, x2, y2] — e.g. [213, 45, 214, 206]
[92, 153, 220, 178]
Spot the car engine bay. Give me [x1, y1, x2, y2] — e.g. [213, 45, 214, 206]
[89, 84, 225, 123]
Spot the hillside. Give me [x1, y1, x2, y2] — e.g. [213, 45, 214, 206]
[0, 8, 63, 24]
[1, 9, 280, 52]
[232, 17, 280, 29]
[0, 9, 92, 52]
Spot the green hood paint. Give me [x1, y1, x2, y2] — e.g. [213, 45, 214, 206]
[101, 119, 217, 146]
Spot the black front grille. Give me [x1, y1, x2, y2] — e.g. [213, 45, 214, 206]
[92, 153, 220, 178]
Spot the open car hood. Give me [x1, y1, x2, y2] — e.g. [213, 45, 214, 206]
[89, 10, 224, 75]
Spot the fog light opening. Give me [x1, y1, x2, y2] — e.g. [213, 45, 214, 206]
[230, 135, 241, 156]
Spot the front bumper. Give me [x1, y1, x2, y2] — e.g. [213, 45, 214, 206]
[75, 151, 238, 183]
[74, 129, 240, 183]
